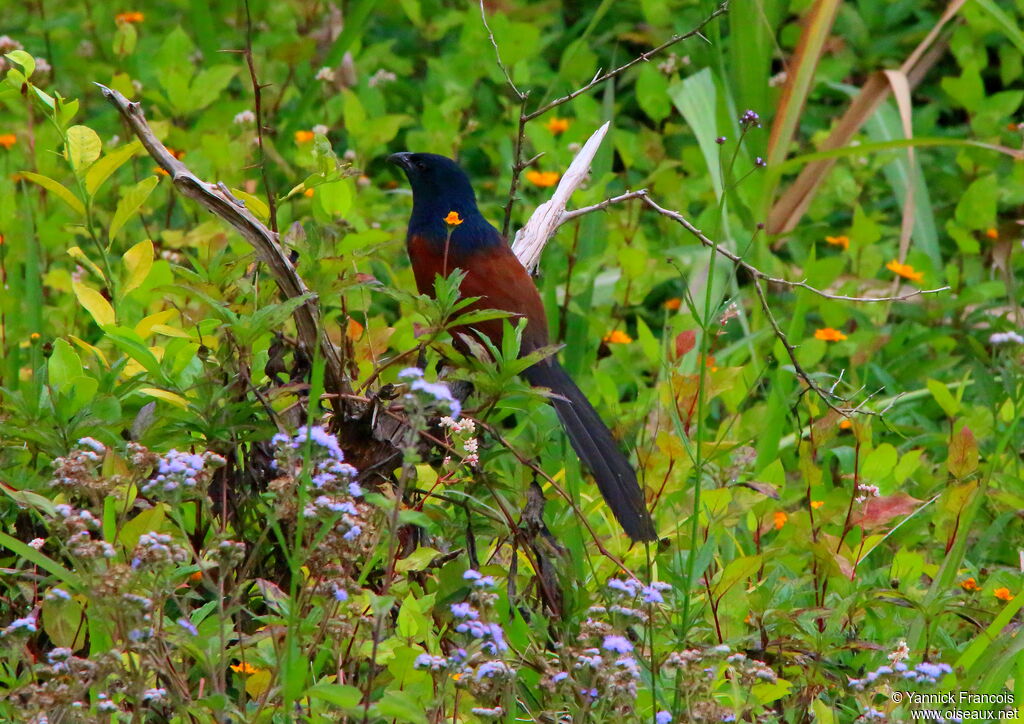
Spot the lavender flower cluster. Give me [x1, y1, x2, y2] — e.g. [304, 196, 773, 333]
[413, 569, 513, 716]
[399, 367, 461, 419]
[267, 425, 371, 568]
[848, 660, 953, 689]
[140, 448, 225, 498]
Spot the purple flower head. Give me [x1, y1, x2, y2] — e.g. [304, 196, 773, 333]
[552, 671, 569, 683]
[463, 569, 482, 581]
[410, 378, 461, 419]
[715, 136, 727, 145]
[333, 587, 348, 602]
[176, 618, 198, 636]
[450, 603, 478, 619]
[348, 482, 364, 497]
[398, 367, 424, 380]
[602, 635, 634, 654]
[641, 585, 664, 604]
[656, 712, 673, 724]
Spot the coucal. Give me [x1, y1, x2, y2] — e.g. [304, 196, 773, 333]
[389, 152, 657, 542]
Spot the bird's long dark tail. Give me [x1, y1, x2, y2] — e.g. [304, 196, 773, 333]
[523, 361, 657, 542]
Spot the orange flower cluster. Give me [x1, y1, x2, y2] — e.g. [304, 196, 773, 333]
[825, 235, 849, 250]
[984, 228, 998, 240]
[773, 511, 788, 530]
[545, 117, 571, 135]
[115, 11, 145, 24]
[886, 260, 923, 282]
[814, 327, 847, 342]
[603, 329, 632, 344]
[294, 130, 315, 144]
[0, 134, 15, 150]
[444, 210, 463, 226]
[994, 587, 1013, 601]
[525, 170, 559, 187]
[230, 662, 261, 675]
[663, 297, 682, 311]
[960, 577, 980, 592]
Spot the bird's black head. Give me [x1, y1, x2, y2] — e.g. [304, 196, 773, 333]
[389, 152, 499, 249]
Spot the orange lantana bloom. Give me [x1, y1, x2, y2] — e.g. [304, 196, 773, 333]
[994, 587, 1014, 601]
[115, 11, 145, 24]
[810, 500, 824, 509]
[886, 260, 924, 282]
[230, 662, 261, 674]
[814, 327, 847, 342]
[444, 211, 463, 226]
[545, 117, 571, 135]
[985, 228, 998, 240]
[825, 235, 850, 250]
[603, 330, 632, 344]
[294, 130, 315, 144]
[525, 170, 560, 187]
[960, 577, 981, 592]
[773, 511, 788, 530]
[0, 134, 16, 150]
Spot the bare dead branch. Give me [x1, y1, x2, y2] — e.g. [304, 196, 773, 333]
[95, 83, 349, 401]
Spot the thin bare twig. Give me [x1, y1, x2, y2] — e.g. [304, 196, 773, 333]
[95, 83, 348, 401]
[751, 277, 848, 415]
[243, 0, 278, 232]
[523, 2, 728, 122]
[479, 0, 526, 101]
[642, 195, 950, 303]
[493, 2, 729, 236]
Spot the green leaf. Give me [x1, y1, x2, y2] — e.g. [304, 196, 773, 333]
[188, 65, 239, 112]
[315, 179, 353, 217]
[109, 175, 159, 241]
[66, 125, 102, 173]
[48, 338, 84, 391]
[20, 171, 85, 216]
[927, 378, 960, 418]
[85, 140, 142, 196]
[121, 239, 153, 296]
[305, 682, 362, 710]
[373, 689, 428, 724]
[861, 443, 897, 484]
[954, 175, 997, 231]
[42, 596, 87, 650]
[636, 64, 670, 123]
[5, 50, 35, 77]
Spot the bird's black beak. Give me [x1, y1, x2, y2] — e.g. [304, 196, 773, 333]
[388, 152, 413, 172]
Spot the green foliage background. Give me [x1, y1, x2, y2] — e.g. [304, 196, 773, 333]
[0, 0, 1023, 721]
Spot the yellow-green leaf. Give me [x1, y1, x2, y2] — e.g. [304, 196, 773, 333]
[229, 188, 270, 221]
[121, 239, 153, 296]
[72, 281, 115, 327]
[149, 324, 192, 339]
[135, 309, 179, 338]
[66, 125, 102, 173]
[139, 388, 189, 409]
[85, 140, 142, 196]
[5, 50, 35, 77]
[20, 171, 85, 216]
[67, 246, 105, 281]
[109, 175, 159, 241]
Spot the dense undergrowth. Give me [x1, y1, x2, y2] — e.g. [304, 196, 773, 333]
[1, 0, 1022, 722]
